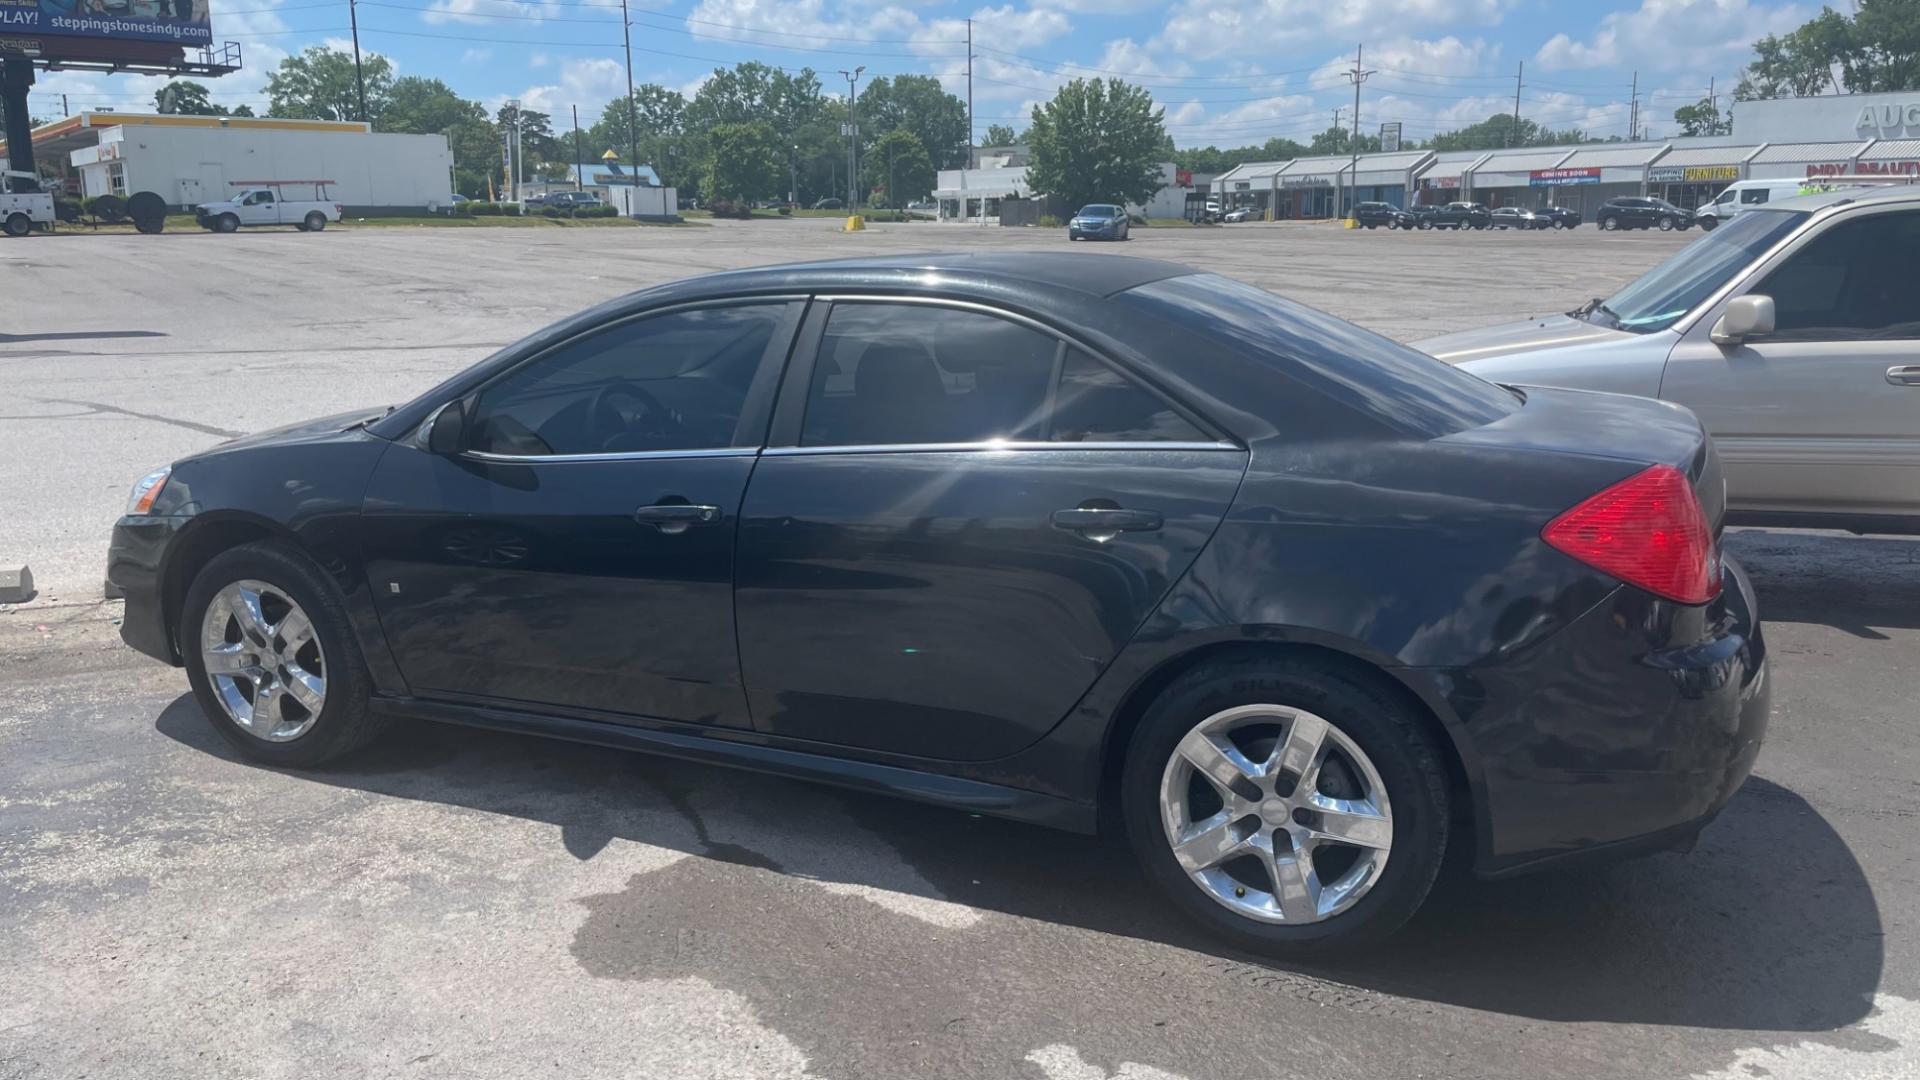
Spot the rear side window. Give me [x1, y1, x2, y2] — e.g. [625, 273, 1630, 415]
[1122, 273, 1519, 437]
[800, 303, 1205, 446]
[1740, 188, 1770, 205]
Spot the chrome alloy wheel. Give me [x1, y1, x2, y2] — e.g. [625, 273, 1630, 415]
[200, 579, 327, 741]
[1158, 704, 1393, 924]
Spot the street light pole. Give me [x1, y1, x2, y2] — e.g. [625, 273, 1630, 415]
[838, 66, 865, 212]
[790, 143, 799, 208]
[620, 0, 641, 201]
[1344, 44, 1374, 220]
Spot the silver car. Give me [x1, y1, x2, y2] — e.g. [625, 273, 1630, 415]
[1417, 184, 1920, 535]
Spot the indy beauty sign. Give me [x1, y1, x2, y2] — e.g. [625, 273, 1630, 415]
[0, 0, 211, 45]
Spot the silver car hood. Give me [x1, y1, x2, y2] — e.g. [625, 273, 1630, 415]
[1414, 314, 1625, 365]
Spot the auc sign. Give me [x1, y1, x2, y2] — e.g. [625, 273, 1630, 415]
[1857, 101, 1920, 133]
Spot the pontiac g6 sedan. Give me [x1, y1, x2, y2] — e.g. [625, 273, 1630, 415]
[108, 254, 1768, 954]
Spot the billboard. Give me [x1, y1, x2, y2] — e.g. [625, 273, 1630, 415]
[1530, 167, 1601, 187]
[0, 0, 210, 46]
[1379, 122, 1402, 154]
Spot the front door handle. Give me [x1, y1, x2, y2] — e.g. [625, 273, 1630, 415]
[1887, 365, 1920, 386]
[634, 503, 721, 534]
[1051, 507, 1163, 543]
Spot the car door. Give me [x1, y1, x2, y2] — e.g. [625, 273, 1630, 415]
[732, 298, 1248, 762]
[1660, 207, 1920, 520]
[359, 299, 803, 727]
[237, 189, 277, 225]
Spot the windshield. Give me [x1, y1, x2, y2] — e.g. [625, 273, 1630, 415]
[1585, 209, 1808, 333]
[1076, 205, 1116, 218]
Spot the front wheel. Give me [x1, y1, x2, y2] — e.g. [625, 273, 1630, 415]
[3, 213, 30, 238]
[1552, 219, 1566, 230]
[304, 212, 327, 232]
[1122, 655, 1451, 954]
[216, 213, 240, 234]
[182, 541, 383, 767]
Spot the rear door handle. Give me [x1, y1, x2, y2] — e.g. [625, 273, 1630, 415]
[1887, 366, 1920, 386]
[1051, 507, 1163, 542]
[634, 503, 721, 534]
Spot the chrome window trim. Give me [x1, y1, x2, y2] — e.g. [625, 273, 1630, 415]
[461, 447, 759, 464]
[763, 441, 1242, 457]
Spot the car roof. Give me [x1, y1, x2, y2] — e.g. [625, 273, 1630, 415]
[1764, 183, 1920, 213]
[664, 252, 1199, 300]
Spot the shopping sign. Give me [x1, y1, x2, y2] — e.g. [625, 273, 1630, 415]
[1529, 167, 1601, 187]
[0, 0, 212, 46]
[1651, 165, 1740, 183]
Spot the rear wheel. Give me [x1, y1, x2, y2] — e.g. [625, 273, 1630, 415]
[1658, 215, 1676, 231]
[1122, 656, 1451, 954]
[1601, 216, 1620, 231]
[182, 541, 383, 767]
[1699, 217, 1718, 231]
[304, 212, 327, 232]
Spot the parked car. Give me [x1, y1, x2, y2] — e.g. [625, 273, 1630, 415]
[1537, 205, 1583, 229]
[1, 168, 55, 237]
[1222, 206, 1254, 223]
[108, 253, 1767, 956]
[1418, 184, 1920, 535]
[1352, 201, 1416, 229]
[1693, 180, 1822, 231]
[1431, 201, 1492, 230]
[544, 191, 604, 210]
[1406, 205, 1442, 230]
[195, 185, 344, 233]
[1595, 196, 1694, 232]
[812, 197, 845, 210]
[1490, 207, 1548, 230]
[1068, 203, 1130, 240]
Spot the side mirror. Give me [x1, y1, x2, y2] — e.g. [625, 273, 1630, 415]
[1711, 294, 1776, 346]
[425, 399, 470, 455]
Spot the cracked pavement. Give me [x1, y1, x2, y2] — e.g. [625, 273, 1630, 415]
[2, 220, 1915, 1079]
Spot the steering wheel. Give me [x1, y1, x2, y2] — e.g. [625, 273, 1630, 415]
[589, 380, 683, 452]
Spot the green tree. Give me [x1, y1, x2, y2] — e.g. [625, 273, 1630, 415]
[266, 46, 394, 122]
[857, 74, 969, 168]
[864, 129, 935, 205]
[381, 77, 483, 135]
[1735, 1, 1920, 99]
[1308, 126, 1382, 155]
[588, 85, 694, 187]
[154, 80, 230, 116]
[983, 123, 1019, 147]
[446, 117, 503, 198]
[1672, 97, 1732, 137]
[495, 103, 559, 182]
[1423, 114, 1586, 152]
[1026, 78, 1167, 210]
[689, 62, 825, 135]
[703, 121, 783, 202]
[231, 105, 257, 118]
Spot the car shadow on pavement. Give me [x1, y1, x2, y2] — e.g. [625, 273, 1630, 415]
[1727, 528, 1920, 636]
[155, 694, 1882, 1038]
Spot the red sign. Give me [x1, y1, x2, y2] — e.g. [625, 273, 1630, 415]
[1175, 168, 1193, 187]
[1529, 167, 1602, 186]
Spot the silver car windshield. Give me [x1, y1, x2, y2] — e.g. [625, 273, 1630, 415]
[1586, 209, 1809, 333]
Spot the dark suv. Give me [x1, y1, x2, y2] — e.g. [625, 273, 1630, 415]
[1537, 205, 1583, 229]
[1595, 197, 1693, 232]
[1352, 201, 1415, 229]
[1431, 202, 1492, 230]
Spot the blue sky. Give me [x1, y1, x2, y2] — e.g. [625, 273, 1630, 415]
[31, 0, 1814, 146]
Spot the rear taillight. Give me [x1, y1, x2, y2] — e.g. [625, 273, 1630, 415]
[1542, 464, 1721, 605]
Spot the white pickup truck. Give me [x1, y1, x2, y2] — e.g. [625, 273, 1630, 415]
[195, 185, 345, 233]
[1, 170, 55, 238]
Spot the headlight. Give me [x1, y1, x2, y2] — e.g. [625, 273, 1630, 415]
[127, 466, 172, 515]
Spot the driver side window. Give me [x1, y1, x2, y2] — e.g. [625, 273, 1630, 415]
[466, 304, 787, 456]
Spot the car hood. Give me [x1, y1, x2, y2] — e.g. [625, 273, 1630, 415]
[195, 201, 238, 211]
[189, 407, 394, 459]
[1414, 314, 1625, 365]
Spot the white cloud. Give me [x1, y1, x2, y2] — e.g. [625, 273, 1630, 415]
[1155, 0, 1517, 62]
[462, 48, 494, 64]
[505, 57, 632, 124]
[1535, 0, 1807, 73]
[529, 52, 551, 70]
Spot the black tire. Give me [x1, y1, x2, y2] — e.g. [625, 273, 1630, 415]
[1658, 215, 1676, 231]
[1601, 216, 1620, 231]
[1699, 217, 1718, 231]
[1418, 220, 1431, 230]
[217, 213, 240, 234]
[304, 212, 327, 232]
[3, 213, 29, 238]
[134, 217, 165, 234]
[1120, 655, 1452, 954]
[182, 540, 383, 768]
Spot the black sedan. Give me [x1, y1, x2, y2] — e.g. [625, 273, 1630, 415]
[1352, 201, 1415, 229]
[1430, 201, 1492, 229]
[107, 253, 1767, 955]
[1537, 205, 1583, 229]
[1489, 207, 1548, 230]
[1596, 196, 1694, 232]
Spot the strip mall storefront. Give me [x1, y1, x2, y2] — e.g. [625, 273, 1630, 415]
[1649, 163, 1742, 210]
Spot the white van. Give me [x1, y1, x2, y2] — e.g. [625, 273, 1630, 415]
[1695, 179, 1829, 230]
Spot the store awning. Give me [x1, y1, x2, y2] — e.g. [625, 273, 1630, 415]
[1749, 140, 1870, 164]
[1859, 139, 1920, 161]
[1652, 145, 1761, 168]
[1467, 148, 1576, 186]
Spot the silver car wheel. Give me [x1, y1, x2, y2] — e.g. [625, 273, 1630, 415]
[1158, 704, 1393, 925]
[200, 579, 327, 741]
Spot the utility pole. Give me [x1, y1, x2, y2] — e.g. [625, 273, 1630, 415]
[1628, 71, 1639, 142]
[62, 93, 69, 117]
[619, 0, 640, 197]
[965, 18, 974, 167]
[348, 0, 368, 123]
[1707, 76, 1718, 132]
[1509, 61, 1524, 147]
[505, 98, 520, 203]
[1344, 45, 1374, 220]
[572, 104, 583, 191]
[839, 66, 865, 212]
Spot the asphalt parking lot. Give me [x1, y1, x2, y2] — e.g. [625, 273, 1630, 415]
[3, 218, 1917, 1080]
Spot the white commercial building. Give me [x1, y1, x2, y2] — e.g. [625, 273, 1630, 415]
[6, 112, 454, 212]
